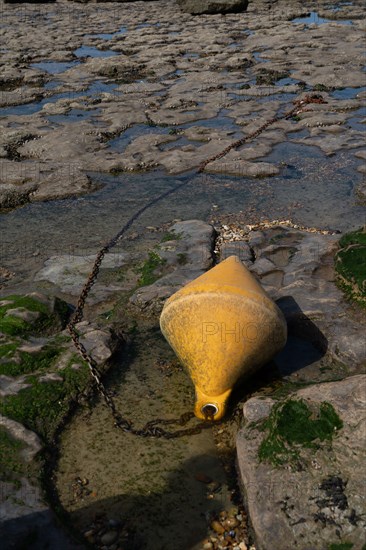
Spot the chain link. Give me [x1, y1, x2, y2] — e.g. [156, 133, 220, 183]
[68, 94, 327, 438]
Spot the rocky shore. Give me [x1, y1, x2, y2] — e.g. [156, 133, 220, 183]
[1, 0, 365, 211]
[1, 219, 365, 549]
[0, 0, 365, 548]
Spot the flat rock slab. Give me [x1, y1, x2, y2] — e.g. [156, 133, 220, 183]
[129, 220, 216, 314]
[177, 0, 249, 14]
[0, 415, 42, 461]
[74, 320, 119, 364]
[236, 375, 366, 550]
[35, 251, 133, 300]
[1, 476, 83, 550]
[0, 375, 31, 397]
[220, 226, 366, 378]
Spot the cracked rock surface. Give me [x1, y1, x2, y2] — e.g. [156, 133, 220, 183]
[1, 0, 365, 210]
[237, 375, 366, 550]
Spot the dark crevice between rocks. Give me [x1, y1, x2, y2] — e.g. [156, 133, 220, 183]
[248, 244, 256, 263]
[97, 64, 149, 84]
[4, 134, 39, 162]
[255, 69, 291, 86]
[211, 225, 221, 266]
[0, 77, 25, 92]
[0, 189, 34, 212]
[98, 125, 132, 144]
[316, 476, 348, 512]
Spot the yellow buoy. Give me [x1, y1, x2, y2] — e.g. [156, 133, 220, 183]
[160, 255, 287, 421]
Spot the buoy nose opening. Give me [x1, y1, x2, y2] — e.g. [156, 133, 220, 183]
[194, 388, 232, 421]
[201, 403, 219, 421]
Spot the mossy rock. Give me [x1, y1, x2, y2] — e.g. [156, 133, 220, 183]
[160, 231, 182, 243]
[258, 398, 343, 466]
[137, 251, 167, 287]
[313, 83, 333, 92]
[256, 69, 290, 86]
[328, 543, 354, 550]
[0, 293, 92, 443]
[0, 294, 71, 376]
[0, 361, 89, 444]
[0, 294, 70, 337]
[0, 426, 27, 482]
[335, 228, 366, 307]
[0, 341, 62, 377]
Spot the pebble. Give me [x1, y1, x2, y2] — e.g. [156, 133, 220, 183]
[195, 472, 213, 484]
[100, 530, 119, 546]
[84, 531, 95, 544]
[223, 517, 239, 529]
[0, 269, 14, 281]
[228, 506, 239, 517]
[207, 480, 222, 493]
[108, 519, 120, 528]
[203, 542, 213, 549]
[211, 520, 225, 535]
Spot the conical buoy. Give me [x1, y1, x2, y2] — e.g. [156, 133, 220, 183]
[160, 255, 287, 421]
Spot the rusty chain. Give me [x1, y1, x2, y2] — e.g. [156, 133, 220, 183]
[68, 94, 327, 438]
[197, 94, 327, 172]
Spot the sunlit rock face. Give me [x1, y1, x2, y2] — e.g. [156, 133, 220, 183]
[176, 0, 249, 15]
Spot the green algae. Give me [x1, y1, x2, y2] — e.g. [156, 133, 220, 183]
[0, 295, 72, 375]
[0, 342, 19, 359]
[0, 344, 62, 377]
[328, 544, 354, 550]
[0, 426, 26, 480]
[0, 364, 90, 443]
[161, 231, 182, 242]
[137, 251, 167, 287]
[335, 228, 366, 307]
[0, 295, 69, 337]
[0, 295, 71, 376]
[0, 295, 49, 336]
[338, 229, 366, 248]
[177, 252, 188, 265]
[258, 399, 343, 466]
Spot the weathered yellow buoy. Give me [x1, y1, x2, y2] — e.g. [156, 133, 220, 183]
[160, 255, 287, 421]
